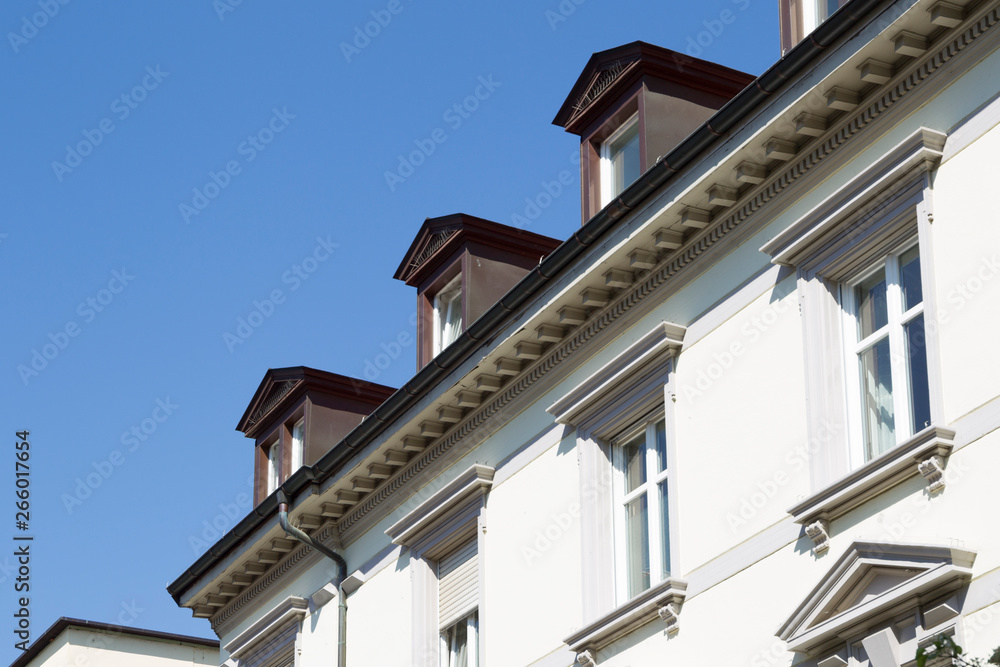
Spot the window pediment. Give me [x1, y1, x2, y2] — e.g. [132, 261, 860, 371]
[777, 541, 976, 656]
[760, 127, 946, 276]
[224, 596, 307, 667]
[546, 321, 685, 438]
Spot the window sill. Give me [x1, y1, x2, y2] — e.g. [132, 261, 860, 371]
[788, 425, 955, 554]
[563, 578, 687, 662]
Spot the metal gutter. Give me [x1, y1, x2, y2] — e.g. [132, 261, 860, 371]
[168, 0, 893, 604]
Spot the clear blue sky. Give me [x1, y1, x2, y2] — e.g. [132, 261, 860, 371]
[1, 0, 778, 660]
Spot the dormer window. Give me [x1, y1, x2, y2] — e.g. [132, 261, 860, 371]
[433, 275, 463, 354]
[238, 367, 396, 505]
[553, 42, 754, 224]
[601, 115, 641, 206]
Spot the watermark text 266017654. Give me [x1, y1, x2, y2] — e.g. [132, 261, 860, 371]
[13, 430, 32, 653]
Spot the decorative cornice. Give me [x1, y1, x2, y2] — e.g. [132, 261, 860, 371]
[563, 578, 687, 654]
[335, 2, 1000, 548]
[185, 0, 1000, 621]
[245, 380, 297, 431]
[210, 520, 338, 635]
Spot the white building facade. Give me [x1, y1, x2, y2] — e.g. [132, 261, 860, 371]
[169, 0, 1000, 664]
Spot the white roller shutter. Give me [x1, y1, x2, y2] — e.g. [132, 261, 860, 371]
[438, 538, 478, 629]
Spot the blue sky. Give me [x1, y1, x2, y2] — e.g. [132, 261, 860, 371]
[1, 0, 778, 660]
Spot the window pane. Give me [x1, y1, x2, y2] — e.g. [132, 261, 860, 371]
[899, 246, 922, 311]
[855, 268, 888, 340]
[859, 336, 895, 459]
[622, 433, 646, 493]
[653, 420, 667, 473]
[906, 314, 931, 433]
[625, 495, 650, 597]
[658, 480, 670, 580]
[610, 123, 640, 197]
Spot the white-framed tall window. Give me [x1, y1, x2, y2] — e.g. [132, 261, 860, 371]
[433, 276, 463, 355]
[440, 611, 478, 667]
[613, 417, 671, 601]
[843, 243, 930, 466]
[266, 442, 280, 494]
[290, 419, 304, 474]
[600, 115, 640, 207]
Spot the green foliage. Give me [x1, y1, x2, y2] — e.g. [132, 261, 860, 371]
[916, 635, 1000, 667]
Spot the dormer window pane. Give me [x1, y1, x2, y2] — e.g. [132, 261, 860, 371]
[290, 419, 304, 474]
[434, 277, 463, 354]
[602, 117, 640, 206]
[267, 443, 279, 494]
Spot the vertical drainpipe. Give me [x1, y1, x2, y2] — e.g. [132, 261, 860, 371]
[276, 489, 348, 667]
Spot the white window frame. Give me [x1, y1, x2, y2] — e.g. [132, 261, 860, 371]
[841, 241, 928, 468]
[612, 417, 671, 603]
[290, 418, 305, 474]
[433, 275, 463, 355]
[760, 129, 954, 549]
[386, 465, 493, 667]
[600, 114, 639, 207]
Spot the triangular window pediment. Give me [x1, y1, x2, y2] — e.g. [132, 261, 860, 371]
[778, 542, 975, 656]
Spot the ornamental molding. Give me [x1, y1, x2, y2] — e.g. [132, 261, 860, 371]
[194, 0, 1000, 622]
[777, 541, 975, 656]
[335, 2, 1000, 547]
[224, 596, 307, 664]
[210, 520, 338, 636]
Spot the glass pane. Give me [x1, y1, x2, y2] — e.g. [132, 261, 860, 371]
[855, 268, 887, 340]
[906, 314, 931, 433]
[899, 246, 923, 311]
[438, 284, 463, 349]
[859, 336, 895, 459]
[658, 480, 671, 579]
[611, 123, 640, 196]
[622, 433, 646, 493]
[451, 617, 467, 667]
[625, 495, 650, 597]
[653, 420, 667, 473]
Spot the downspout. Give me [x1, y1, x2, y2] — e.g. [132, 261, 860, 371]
[276, 489, 348, 667]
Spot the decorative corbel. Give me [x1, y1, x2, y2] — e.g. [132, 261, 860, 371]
[657, 603, 681, 635]
[805, 520, 831, 555]
[918, 455, 946, 493]
[576, 650, 596, 667]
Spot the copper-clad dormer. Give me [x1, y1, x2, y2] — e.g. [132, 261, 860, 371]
[553, 41, 755, 224]
[237, 367, 396, 505]
[394, 214, 562, 369]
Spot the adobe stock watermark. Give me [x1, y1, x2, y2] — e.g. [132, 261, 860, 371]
[179, 107, 296, 224]
[17, 268, 135, 386]
[222, 236, 339, 352]
[61, 397, 180, 514]
[682, 0, 752, 58]
[51, 66, 170, 182]
[725, 418, 838, 534]
[340, 0, 411, 63]
[510, 150, 580, 230]
[521, 470, 613, 567]
[213, 0, 247, 21]
[545, 0, 588, 30]
[384, 75, 501, 192]
[352, 311, 418, 390]
[681, 290, 795, 403]
[7, 0, 71, 54]
[188, 474, 254, 555]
